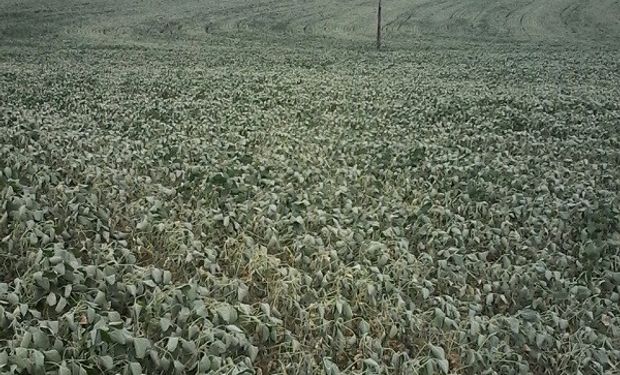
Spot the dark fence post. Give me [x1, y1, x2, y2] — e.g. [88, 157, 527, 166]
[377, 0, 382, 50]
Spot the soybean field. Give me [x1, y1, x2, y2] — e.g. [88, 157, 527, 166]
[1, 0, 619, 374]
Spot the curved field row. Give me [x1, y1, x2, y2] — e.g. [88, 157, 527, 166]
[377, 0, 620, 43]
[184, 0, 620, 44]
[3, 0, 618, 46]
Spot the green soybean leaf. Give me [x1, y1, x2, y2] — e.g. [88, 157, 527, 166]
[46, 292, 57, 307]
[20, 331, 32, 348]
[32, 350, 45, 369]
[430, 344, 445, 359]
[167, 337, 179, 352]
[181, 339, 197, 354]
[216, 304, 237, 323]
[134, 338, 150, 359]
[108, 329, 128, 345]
[129, 361, 142, 375]
[0, 351, 8, 367]
[99, 355, 114, 370]
[160, 317, 172, 332]
[248, 345, 259, 362]
[437, 358, 449, 374]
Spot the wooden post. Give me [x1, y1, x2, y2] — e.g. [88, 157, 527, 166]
[376, 0, 382, 50]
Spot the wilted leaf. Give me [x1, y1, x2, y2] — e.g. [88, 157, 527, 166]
[322, 358, 340, 375]
[363, 358, 379, 368]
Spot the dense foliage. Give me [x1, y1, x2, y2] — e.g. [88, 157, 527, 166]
[1, 0, 620, 374]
